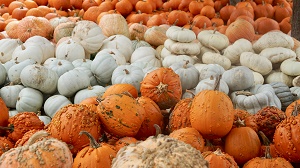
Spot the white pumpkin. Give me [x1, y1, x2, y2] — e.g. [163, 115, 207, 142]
[74, 85, 106, 104]
[162, 55, 195, 67]
[196, 43, 216, 60]
[130, 46, 162, 67]
[0, 84, 24, 108]
[223, 38, 254, 65]
[169, 60, 200, 91]
[164, 39, 200, 55]
[222, 66, 254, 91]
[252, 71, 264, 85]
[193, 63, 209, 74]
[55, 39, 86, 62]
[20, 64, 58, 94]
[292, 76, 300, 87]
[181, 89, 196, 99]
[197, 29, 229, 51]
[3, 58, 18, 72]
[11, 43, 43, 64]
[44, 94, 72, 118]
[38, 115, 51, 125]
[8, 59, 36, 83]
[16, 87, 43, 112]
[166, 26, 196, 43]
[160, 47, 172, 60]
[0, 63, 6, 86]
[49, 16, 71, 29]
[111, 65, 144, 92]
[25, 36, 55, 63]
[280, 58, 300, 76]
[195, 76, 229, 94]
[9, 109, 19, 118]
[264, 70, 293, 87]
[90, 53, 118, 85]
[202, 51, 231, 70]
[72, 58, 92, 69]
[131, 61, 158, 74]
[74, 66, 98, 86]
[132, 39, 152, 50]
[0, 39, 20, 63]
[259, 47, 296, 64]
[230, 84, 281, 114]
[43, 58, 74, 77]
[57, 69, 90, 97]
[252, 31, 294, 53]
[290, 87, 300, 100]
[96, 48, 127, 65]
[100, 35, 133, 62]
[240, 52, 273, 75]
[72, 20, 107, 55]
[199, 64, 225, 81]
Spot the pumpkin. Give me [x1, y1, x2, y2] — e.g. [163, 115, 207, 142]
[16, 88, 43, 113]
[74, 66, 98, 86]
[292, 76, 300, 87]
[198, 64, 225, 81]
[197, 29, 229, 51]
[0, 130, 73, 168]
[259, 47, 296, 65]
[25, 36, 55, 63]
[0, 39, 20, 63]
[72, 58, 92, 69]
[114, 137, 138, 152]
[72, 131, 117, 168]
[46, 104, 102, 154]
[56, 39, 86, 61]
[222, 66, 254, 91]
[273, 107, 300, 163]
[140, 67, 182, 110]
[7, 59, 36, 84]
[202, 148, 239, 168]
[11, 43, 43, 64]
[0, 84, 24, 109]
[130, 46, 162, 67]
[0, 98, 9, 136]
[131, 39, 151, 50]
[162, 54, 196, 67]
[74, 86, 106, 104]
[128, 22, 148, 41]
[285, 99, 300, 117]
[270, 82, 295, 110]
[98, 13, 130, 38]
[166, 25, 196, 43]
[97, 93, 145, 138]
[43, 58, 75, 77]
[0, 136, 14, 157]
[144, 26, 168, 47]
[0, 64, 6, 86]
[195, 76, 229, 94]
[231, 84, 281, 114]
[201, 50, 231, 70]
[53, 21, 76, 43]
[164, 39, 200, 56]
[224, 122, 261, 165]
[169, 127, 205, 152]
[190, 75, 234, 139]
[225, 18, 255, 43]
[14, 129, 41, 147]
[280, 58, 300, 76]
[102, 83, 138, 99]
[43, 95, 72, 118]
[240, 52, 273, 75]
[96, 48, 127, 66]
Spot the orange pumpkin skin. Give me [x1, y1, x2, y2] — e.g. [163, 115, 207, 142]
[0, 98, 9, 136]
[46, 104, 102, 154]
[189, 90, 234, 140]
[97, 94, 145, 138]
[14, 129, 39, 147]
[202, 148, 239, 168]
[224, 126, 261, 165]
[168, 98, 193, 133]
[0, 136, 14, 157]
[140, 67, 182, 110]
[114, 137, 138, 152]
[243, 155, 293, 168]
[225, 18, 255, 43]
[135, 96, 164, 140]
[285, 99, 300, 117]
[102, 83, 138, 99]
[169, 127, 205, 152]
[273, 114, 300, 163]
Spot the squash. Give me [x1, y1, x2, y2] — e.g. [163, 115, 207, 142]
[16, 88, 43, 113]
[270, 82, 295, 111]
[195, 76, 229, 94]
[240, 52, 272, 75]
[259, 47, 296, 65]
[164, 39, 201, 56]
[25, 36, 55, 63]
[166, 25, 196, 43]
[43, 58, 75, 77]
[201, 51, 231, 70]
[74, 66, 98, 86]
[0, 84, 24, 108]
[0, 39, 21, 63]
[130, 46, 162, 68]
[74, 85, 106, 104]
[43, 95, 72, 118]
[96, 48, 127, 66]
[280, 58, 300, 76]
[7, 59, 36, 84]
[197, 29, 229, 51]
[222, 66, 254, 91]
[98, 13, 130, 38]
[55, 39, 86, 62]
[162, 54, 195, 67]
[72, 58, 92, 69]
[265, 70, 293, 87]
[198, 64, 225, 81]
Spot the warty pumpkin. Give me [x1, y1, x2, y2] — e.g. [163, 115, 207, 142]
[0, 136, 14, 157]
[202, 148, 239, 168]
[0, 98, 9, 136]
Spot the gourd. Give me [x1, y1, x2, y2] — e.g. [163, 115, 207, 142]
[164, 39, 201, 56]
[253, 71, 264, 85]
[72, 58, 92, 69]
[74, 66, 98, 86]
[0, 84, 24, 108]
[199, 64, 225, 81]
[259, 47, 296, 65]
[0, 63, 7, 86]
[166, 25, 196, 43]
[197, 29, 229, 51]
[98, 13, 130, 38]
[130, 46, 162, 68]
[264, 70, 293, 87]
[25, 36, 55, 63]
[230, 84, 281, 114]
[74, 85, 106, 104]
[57, 69, 90, 97]
[20, 64, 58, 94]
[43, 95, 72, 118]
[7, 59, 36, 84]
[96, 48, 126, 65]
[280, 58, 300, 76]
[0, 39, 20, 63]
[292, 76, 300, 87]
[222, 66, 254, 91]
[55, 39, 86, 62]
[202, 51, 231, 70]
[240, 52, 272, 75]
[111, 65, 145, 92]
[43, 58, 75, 77]
[270, 82, 295, 111]
[11, 43, 43, 64]
[162, 55, 195, 67]
[169, 60, 199, 91]
[195, 76, 229, 94]
[16, 88, 43, 113]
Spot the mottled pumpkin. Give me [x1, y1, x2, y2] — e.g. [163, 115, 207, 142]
[140, 67, 182, 110]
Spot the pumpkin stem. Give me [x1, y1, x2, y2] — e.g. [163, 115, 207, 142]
[264, 146, 272, 159]
[79, 131, 101, 149]
[185, 89, 195, 98]
[213, 148, 224, 156]
[21, 44, 26, 50]
[235, 117, 246, 127]
[123, 69, 130, 74]
[292, 101, 299, 116]
[208, 45, 220, 54]
[212, 75, 222, 91]
[0, 125, 14, 132]
[27, 130, 49, 146]
[189, 21, 196, 30]
[235, 91, 253, 96]
[258, 131, 271, 146]
[173, 19, 179, 26]
[183, 60, 189, 69]
[156, 82, 168, 95]
[153, 124, 162, 137]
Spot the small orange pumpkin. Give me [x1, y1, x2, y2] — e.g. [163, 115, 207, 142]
[102, 83, 138, 99]
[0, 136, 14, 157]
[202, 148, 239, 168]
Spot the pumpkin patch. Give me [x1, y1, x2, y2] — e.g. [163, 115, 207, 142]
[0, 0, 299, 167]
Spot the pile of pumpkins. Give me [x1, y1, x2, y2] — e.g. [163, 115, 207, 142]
[0, 0, 299, 167]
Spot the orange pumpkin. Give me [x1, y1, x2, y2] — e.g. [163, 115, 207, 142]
[102, 83, 138, 99]
[188, 0, 204, 15]
[114, 136, 138, 152]
[219, 4, 236, 23]
[225, 18, 255, 43]
[285, 99, 300, 117]
[140, 67, 182, 110]
[0, 98, 9, 136]
[202, 148, 239, 168]
[0, 136, 14, 156]
[254, 17, 280, 35]
[189, 76, 234, 139]
[167, 10, 189, 26]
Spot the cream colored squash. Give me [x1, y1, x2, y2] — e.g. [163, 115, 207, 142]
[196, 42, 216, 60]
[56, 39, 86, 62]
[230, 84, 281, 114]
[195, 76, 229, 94]
[3, 59, 18, 72]
[264, 70, 293, 87]
[222, 66, 254, 91]
[100, 35, 133, 62]
[11, 43, 43, 64]
[240, 52, 272, 75]
[166, 26, 196, 43]
[43, 58, 75, 77]
[129, 22, 148, 41]
[160, 47, 172, 60]
[144, 26, 168, 47]
[0, 63, 6, 86]
[197, 29, 229, 51]
[20, 64, 58, 94]
[292, 76, 300, 87]
[164, 39, 200, 55]
[98, 13, 130, 38]
[16, 87, 43, 112]
[202, 51, 231, 70]
[72, 20, 107, 55]
[74, 85, 106, 104]
[8, 59, 36, 83]
[132, 39, 151, 50]
[44, 95, 72, 118]
[162, 55, 195, 67]
[252, 71, 264, 85]
[0, 84, 24, 108]
[280, 58, 300, 76]
[199, 64, 225, 81]
[96, 48, 127, 65]
[49, 16, 71, 29]
[290, 87, 300, 100]
[25, 36, 55, 63]
[72, 58, 92, 69]
[252, 31, 294, 53]
[130, 46, 162, 67]
[74, 66, 98, 86]
[223, 38, 254, 65]
[0, 39, 20, 63]
[259, 47, 296, 64]
[131, 62, 158, 74]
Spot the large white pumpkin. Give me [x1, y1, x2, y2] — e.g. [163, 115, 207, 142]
[8, 59, 36, 84]
[43, 58, 75, 77]
[25, 36, 55, 63]
[0, 39, 20, 63]
[280, 58, 300, 76]
[0, 84, 24, 108]
[222, 66, 254, 91]
[197, 29, 229, 51]
[166, 26, 196, 43]
[55, 39, 86, 62]
[74, 85, 106, 104]
[16, 87, 43, 112]
[11, 43, 43, 64]
[130, 46, 162, 67]
[240, 52, 273, 75]
[44, 94, 72, 118]
[199, 64, 225, 81]
[95, 48, 127, 65]
[0, 63, 6, 86]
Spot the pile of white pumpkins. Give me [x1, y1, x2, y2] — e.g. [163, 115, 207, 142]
[0, 19, 300, 125]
